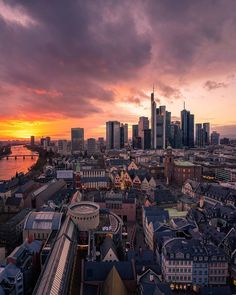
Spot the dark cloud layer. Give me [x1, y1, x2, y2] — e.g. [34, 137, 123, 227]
[0, 0, 236, 120]
[203, 80, 228, 91]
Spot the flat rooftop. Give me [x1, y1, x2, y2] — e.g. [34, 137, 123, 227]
[174, 160, 195, 167]
[69, 202, 99, 214]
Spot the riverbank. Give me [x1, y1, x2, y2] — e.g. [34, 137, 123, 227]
[25, 145, 56, 179]
[0, 145, 11, 159]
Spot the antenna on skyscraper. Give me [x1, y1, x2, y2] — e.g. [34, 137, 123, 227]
[153, 84, 155, 95]
[184, 101, 186, 110]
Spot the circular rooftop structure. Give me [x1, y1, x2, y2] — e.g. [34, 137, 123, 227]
[68, 201, 100, 231]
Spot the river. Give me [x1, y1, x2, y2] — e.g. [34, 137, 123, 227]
[0, 145, 38, 181]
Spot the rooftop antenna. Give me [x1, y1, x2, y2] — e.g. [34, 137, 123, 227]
[153, 83, 155, 94]
[184, 101, 186, 110]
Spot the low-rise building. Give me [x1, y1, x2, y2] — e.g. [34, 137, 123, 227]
[93, 191, 136, 223]
[142, 206, 169, 250]
[162, 238, 229, 290]
[23, 210, 63, 241]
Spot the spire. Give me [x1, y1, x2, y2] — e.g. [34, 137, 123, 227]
[184, 101, 186, 110]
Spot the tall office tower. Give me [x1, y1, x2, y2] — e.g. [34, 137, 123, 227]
[144, 129, 151, 150]
[166, 111, 171, 146]
[132, 124, 138, 142]
[196, 123, 204, 147]
[120, 125, 125, 148]
[123, 123, 128, 145]
[181, 107, 194, 148]
[211, 131, 220, 145]
[87, 138, 96, 155]
[138, 117, 149, 149]
[58, 140, 68, 155]
[151, 91, 157, 149]
[132, 124, 141, 149]
[97, 137, 105, 152]
[120, 123, 128, 148]
[203, 123, 210, 145]
[71, 128, 84, 153]
[156, 106, 171, 149]
[30, 136, 35, 146]
[106, 121, 121, 149]
[170, 121, 182, 148]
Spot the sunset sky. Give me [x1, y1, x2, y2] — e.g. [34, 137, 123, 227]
[0, 0, 236, 140]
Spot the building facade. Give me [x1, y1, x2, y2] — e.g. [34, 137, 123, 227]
[71, 128, 84, 153]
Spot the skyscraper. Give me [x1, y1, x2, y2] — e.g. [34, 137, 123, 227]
[151, 91, 156, 149]
[211, 131, 220, 145]
[144, 129, 151, 150]
[30, 136, 35, 146]
[132, 124, 141, 149]
[196, 123, 204, 147]
[203, 123, 210, 145]
[97, 137, 105, 152]
[71, 128, 84, 152]
[181, 107, 194, 148]
[120, 123, 128, 148]
[123, 123, 128, 145]
[138, 117, 149, 149]
[170, 121, 182, 148]
[87, 138, 96, 155]
[58, 140, 68, 155]
[195, 122, 210, 147]
[151, 91, 171, 149]
[106, 121, 120, 149]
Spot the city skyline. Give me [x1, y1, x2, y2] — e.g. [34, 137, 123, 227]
[1, 0, 236, 140]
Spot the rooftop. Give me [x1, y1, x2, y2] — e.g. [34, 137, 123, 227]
[69, 201, 100, 214]
[174, 160, 196, 167]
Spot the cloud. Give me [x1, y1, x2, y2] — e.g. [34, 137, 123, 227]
[203, 80, 228, 91]
[121, 89, 149, 106]
[156, 82, 184, 100]
[0, 0, 236, 138]
[0, 0, 37, 27]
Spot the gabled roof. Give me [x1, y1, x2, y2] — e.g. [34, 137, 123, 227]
[102, 266, 128, 295]
[84, 261, 135, 282]
[100, 237, 118, 260]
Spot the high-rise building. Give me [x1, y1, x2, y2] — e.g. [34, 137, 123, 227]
[144, 129, 151, 150]
[151, 91, 156, 149]
[203, 123, 210, 145]
[138, 117, 149, 149]
[132, 124, 138, 144]
[151, 91, 171, 149]
[120, 123, 128, 148]
[156, 106, 171, 149]
[123, 123, 128, 145]
[181, 107, 194, 148]
[87, 138, 96, 155]
[71, 128, 84, 153]
[97, 137, 105, 152]
[106, 121, 120, 149]
[195, 123, 204, 147]
[30, 136, 35, 146]
[170, 121, 182, 148]
[211, 131, 220, 145]
[132, 125, 141, 149]
[195, 122, 210, 147]
[58, 140, 68, 155]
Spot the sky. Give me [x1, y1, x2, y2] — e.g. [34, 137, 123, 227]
[0, 0, 236, 140]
